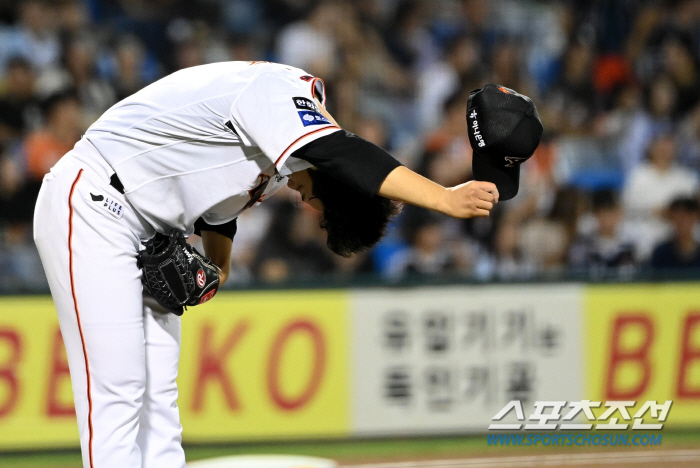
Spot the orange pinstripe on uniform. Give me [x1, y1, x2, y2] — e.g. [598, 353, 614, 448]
[68, 169, 94, 468]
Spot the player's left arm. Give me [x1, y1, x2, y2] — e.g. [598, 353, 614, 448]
[200, 230, 231, 284]
[194, 217, 237, 284]
[301, 102, 499, 218]
[312, 103, 499, 217]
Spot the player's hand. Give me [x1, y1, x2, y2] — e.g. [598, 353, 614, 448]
[441, 181, 499, 218]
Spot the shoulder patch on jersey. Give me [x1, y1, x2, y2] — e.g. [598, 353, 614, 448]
[297, 110, 331, 127]
[292, 96, 318, 112]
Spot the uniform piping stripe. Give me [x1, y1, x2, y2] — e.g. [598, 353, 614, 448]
[68, 169, 94, 468]
[311, 78, 326, 107]
[275, 126, 340, 167]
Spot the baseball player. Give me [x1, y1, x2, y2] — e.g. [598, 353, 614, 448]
[33, 61, 508, 468]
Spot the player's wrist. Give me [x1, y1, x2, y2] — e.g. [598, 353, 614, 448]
[216, 265, 228, 285]
[436, 187, 456, 216]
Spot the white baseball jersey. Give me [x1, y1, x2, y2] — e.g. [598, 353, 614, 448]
[33, 62, 342, 468]
[84, 61, 340, 234]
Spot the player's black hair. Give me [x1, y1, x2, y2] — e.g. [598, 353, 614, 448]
[308, 169, 402, 257]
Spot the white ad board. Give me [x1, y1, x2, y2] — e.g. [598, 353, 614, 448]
[350, 284, 584, 435]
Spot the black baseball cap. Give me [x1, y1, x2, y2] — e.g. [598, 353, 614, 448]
[466, 84, 543, 200]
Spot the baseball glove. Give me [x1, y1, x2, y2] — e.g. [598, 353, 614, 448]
[136, 231, 221, 315]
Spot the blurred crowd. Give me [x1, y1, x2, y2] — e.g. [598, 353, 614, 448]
[2, 0, 700, 290]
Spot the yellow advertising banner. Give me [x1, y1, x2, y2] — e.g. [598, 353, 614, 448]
[0, 296, 78, 449]
[0, 290, 350, 449]
[178, 290, 350, 441]
[585, 283, 700, 426]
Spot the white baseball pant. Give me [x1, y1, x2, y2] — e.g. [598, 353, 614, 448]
[33, 143, 186, 468]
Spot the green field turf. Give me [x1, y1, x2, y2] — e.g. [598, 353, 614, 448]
[1, 431, 699, 467]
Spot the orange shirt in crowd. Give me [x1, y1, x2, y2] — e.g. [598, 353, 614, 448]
[24, 131, 75, 181]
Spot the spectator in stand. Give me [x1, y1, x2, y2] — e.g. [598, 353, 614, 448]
[23, 91, 83, 183]
[488, 39, 529, 97]
[174, 39, 206, 71]
[623, 132, 698, 259]
[0, 57, 40, 140]
[677, 102, 700, 171]
[382, 0, 438, 73]
[0, 58, 40, 235]
[0, 0, 60, 74]
[253, 201, 337, 283]
[518, 187, 584, 274]
[621, 75, 677, 175]
[63, 35, 116, 122]
[275, 1, 341, 79]
[111, 36, 153, 102]
[418, 89, 474, 187]
[387, 213, 472, 278]
[650, 197, 700, 270]
[662, 33, 700, 117]
[548, 39, 597, 135]
[37, 35, 116, 126]
[569, 189, 636, 273]
[3, 0, 700, 289]
[417, 34, 481, 131]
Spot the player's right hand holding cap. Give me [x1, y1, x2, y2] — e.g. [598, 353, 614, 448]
[466, 84, 544, 201]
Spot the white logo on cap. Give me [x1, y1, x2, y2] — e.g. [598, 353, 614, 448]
[504, 156, 528, 167]
[469, 109, 486, 147]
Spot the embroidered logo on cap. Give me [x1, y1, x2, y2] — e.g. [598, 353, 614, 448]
[504, 156, 528, 167]
[468, 109, 486, 147]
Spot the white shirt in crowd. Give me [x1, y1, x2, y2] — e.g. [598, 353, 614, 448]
[622, 162, 699, 258]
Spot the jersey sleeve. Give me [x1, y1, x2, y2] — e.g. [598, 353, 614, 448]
[229, 69, 341, 169]
[193, 217, 238, 240]
[292, 130, 403, 196]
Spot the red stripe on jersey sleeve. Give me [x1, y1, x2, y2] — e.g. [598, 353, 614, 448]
[275, 126, 340, 167]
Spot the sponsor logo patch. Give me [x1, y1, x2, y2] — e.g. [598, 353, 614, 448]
[297, 110, 331, 127]
[292, 96, 318, 111]
[90, 192, 123, 219]
[196, 269, 206, 288]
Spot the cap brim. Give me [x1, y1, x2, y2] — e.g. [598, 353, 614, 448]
[472, 151, 520, 201]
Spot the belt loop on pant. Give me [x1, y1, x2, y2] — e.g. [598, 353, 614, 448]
[110, 173, 125, 194]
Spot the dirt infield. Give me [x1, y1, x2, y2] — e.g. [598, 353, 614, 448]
[341, 449, 700, 468]
[3, 435, 699, 468]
